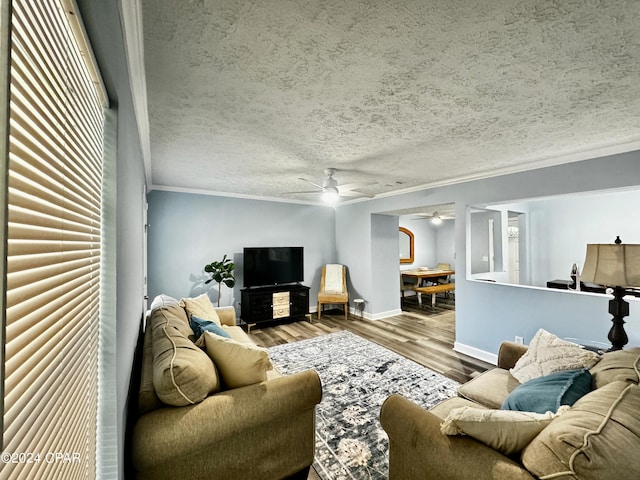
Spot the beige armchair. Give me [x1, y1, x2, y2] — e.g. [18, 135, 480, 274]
[317, 264, 348, 320]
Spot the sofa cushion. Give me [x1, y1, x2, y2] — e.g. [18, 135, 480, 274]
[430, 396, 485, 419]
[190, 314, 231, 340]
[522, 381, 640, 480]
[502, 368, 593, 414]
[179, 293, 221, 326]
[458, 368, 521, 409]
[138, 317, 163, 415]
[441, 406, 563, 456]
[151, 306, 220, 405]
[510, 329, 600, 383]
[203, 331, 274, 389]
[589, 347, 640, 388]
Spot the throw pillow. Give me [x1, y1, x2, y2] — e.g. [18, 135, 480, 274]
[179, 293, 221, 326]
[502, 368, 593, 414]
[149, 294, 180, 312]
[589, 347, 640, 388]
[150, 307, 220, 405]
[190, 314, 231, 340]
[522, 381, 640, 480]
[203, 331, 274, 389]
[510, 329, 600, 383]
[441, 406, 564, 456]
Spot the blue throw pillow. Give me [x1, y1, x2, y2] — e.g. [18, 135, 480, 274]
[502, 368, 593, 414]
[190, 314, 231, 340]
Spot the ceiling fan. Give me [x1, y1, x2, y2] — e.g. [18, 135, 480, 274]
[412, 211, 454, 225]
[289, 168, 376, 203]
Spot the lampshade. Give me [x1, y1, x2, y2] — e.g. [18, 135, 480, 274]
[581, 243, 640, 288]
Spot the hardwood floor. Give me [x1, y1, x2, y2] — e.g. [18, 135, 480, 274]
[249, 296, 493, 480]
[248, 296, 494, 385]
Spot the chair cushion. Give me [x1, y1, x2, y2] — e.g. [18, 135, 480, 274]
[203, 331, 274, 389]
[458, 368, 521, 409]
[589, 347, 640, 388]
[510, 328, 600, 383]
[441, 406, 563, 456]
[150, 306, 219, 405]
[179, 293, 221, 326]
[522, 381, 640, 480]
[324, 264, 344, 293]
[502, 368, 593, 414]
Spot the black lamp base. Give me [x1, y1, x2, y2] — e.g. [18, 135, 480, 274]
[607, 286, 629, 351]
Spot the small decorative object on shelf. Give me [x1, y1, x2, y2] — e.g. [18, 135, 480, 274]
[570, 263, 580, 291]
[204, 254, 236, 306]
[581, 236, 640, 351]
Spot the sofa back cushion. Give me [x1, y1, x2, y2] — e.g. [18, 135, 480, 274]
[522, 381, 640, 480]
[589, 347, 640, 388]
[150, 305, 220, 406]
[138, 316, 163, 414]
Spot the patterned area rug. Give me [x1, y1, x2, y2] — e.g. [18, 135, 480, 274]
[268, 331, 460, 480]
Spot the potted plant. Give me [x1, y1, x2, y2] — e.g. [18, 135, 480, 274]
[204, 254, 236, 306]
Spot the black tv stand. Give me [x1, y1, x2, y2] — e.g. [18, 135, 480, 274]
[240, 284, 310, 328]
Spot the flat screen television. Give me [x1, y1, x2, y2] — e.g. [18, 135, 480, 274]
[243, 247, 304, 288]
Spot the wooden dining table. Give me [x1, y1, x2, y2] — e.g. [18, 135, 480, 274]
[401, 268, 455, 286]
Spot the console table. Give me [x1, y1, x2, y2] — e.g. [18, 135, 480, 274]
[240, 284, 310, 328]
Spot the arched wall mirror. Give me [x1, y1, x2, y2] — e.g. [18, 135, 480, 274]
[399, 227, 414, 264]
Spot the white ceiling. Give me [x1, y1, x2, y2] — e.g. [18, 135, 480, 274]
[139, 0, 640, 204]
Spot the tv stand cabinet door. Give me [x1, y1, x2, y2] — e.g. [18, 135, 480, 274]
[290, 287, 310, 316]
[241, 290, 272, 323]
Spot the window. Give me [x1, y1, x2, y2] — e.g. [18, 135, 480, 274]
[2, 0, 108, 478]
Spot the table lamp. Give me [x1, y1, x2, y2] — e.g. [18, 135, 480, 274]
[580, 236, 640, 351]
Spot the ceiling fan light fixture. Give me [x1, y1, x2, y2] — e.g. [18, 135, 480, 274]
[322, 188, 339, 203]
[431, 212, 442, 225]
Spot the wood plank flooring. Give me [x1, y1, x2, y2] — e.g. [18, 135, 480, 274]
[248, 297, 493, 480]
[248, 296, 494, 386]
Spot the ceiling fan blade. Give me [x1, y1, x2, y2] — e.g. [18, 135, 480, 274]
[338, 181, 377, 192]
[338, 190, 373, 198]
[284, 190, 323, 195]
[298, 177, 323, 189]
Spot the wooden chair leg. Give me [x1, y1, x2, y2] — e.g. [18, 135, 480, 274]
[344, 303, 348, 320]
[317, 302, 321, 320]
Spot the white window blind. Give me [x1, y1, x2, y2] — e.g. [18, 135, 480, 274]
[3, 0, 107, 478]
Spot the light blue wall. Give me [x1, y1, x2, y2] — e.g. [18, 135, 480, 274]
[371, 214, 402, 315]
[335, 151, 640, 357]
[147, 191, 336, 311]
[526, 189, 640, 286]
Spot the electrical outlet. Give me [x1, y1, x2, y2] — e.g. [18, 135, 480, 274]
[515, 336, 524, 345]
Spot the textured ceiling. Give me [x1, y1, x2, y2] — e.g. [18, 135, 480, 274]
[141, 0, 640, 204]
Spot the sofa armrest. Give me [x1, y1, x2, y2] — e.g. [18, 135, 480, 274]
[132, 369, 322, 471]
[215, 306, 237, 326]
[497, 341, 528, 370]
[380, 394, 535, 480]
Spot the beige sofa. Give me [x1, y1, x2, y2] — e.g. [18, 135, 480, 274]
[381, 339, 640, 480]
[130, 294, 322, 480]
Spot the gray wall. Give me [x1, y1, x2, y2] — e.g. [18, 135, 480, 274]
[335, 151, 640, 357]
[146, 191, 336, 311]
[526, 189, 640, 286]
[77, 0, 147, 476]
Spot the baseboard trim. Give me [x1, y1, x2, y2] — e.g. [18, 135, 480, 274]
[454, 342, 498, 365]
[368, 308, 402, 321]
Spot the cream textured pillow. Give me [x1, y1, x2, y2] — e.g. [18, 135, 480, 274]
[180, 293, 221, 326]
[203, 331, 274, 389]
[510, 329, 600, 383]
[441, 406, 564, 455]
